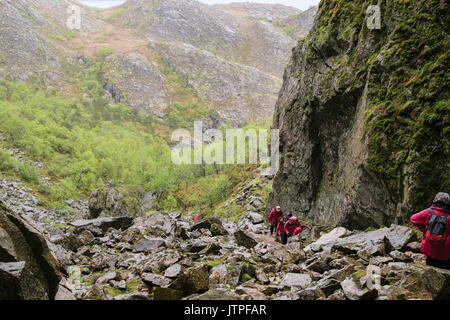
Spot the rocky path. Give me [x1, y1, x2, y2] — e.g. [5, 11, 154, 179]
[1, 181, 450, 301]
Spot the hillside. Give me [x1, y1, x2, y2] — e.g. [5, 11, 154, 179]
[0, 0, 315, 213]
[1, 0, 450, 303]
[269, 0, 449, 229]
[0, 0, 315, 125]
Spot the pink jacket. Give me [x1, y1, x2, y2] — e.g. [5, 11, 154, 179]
[268, 209, 283, 224]
[284, 218, 302, 236]
[411, 206, 450, 261]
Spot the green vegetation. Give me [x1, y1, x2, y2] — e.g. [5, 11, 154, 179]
[283, 26, 295, 39]
[157, 57, 211, 129]
[0, 79, 259, 214]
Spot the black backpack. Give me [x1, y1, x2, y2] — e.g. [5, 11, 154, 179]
[279, 218, 289, 244]
[425, 208, 449, 245]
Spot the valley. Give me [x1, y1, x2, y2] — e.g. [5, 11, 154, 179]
[0, 0, 448, 301]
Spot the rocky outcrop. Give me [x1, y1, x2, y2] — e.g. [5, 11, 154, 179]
[269, 0, 449, 229]
[1, 0, 316, 126]
[0, 201, 61, 299]
[3, 199, 437, 301]
[117, 0, 308, 77]
[148, 40, 281, 125]
[88, 187, 142, 218]
[0, 0, 103, 83]
[101, 53, 171, 118]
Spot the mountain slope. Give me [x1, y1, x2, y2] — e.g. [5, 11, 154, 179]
[0, 0, 317, 125]
[269, 0, 449, 229]
[115, 0, 299, 77]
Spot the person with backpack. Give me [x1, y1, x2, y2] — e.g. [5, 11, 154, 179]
[268, 205, 283, 237]
[276, 212, 291, 244]
[277, 213, 311, 245]
[411, 192, 450, 270]
[284, 215, 304, 238]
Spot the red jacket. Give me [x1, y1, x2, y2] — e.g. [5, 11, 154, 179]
[411, 206, 450, 261]
[268, 209, 283, 224]
[284, 218, 302, 236]
[276, 219, 287, 236]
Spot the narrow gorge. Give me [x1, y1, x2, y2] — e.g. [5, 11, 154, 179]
[0, 0, 449, 302]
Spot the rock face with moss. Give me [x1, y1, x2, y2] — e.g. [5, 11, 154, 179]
[0, 201, 62, 299]
[269, 0, 449, 229]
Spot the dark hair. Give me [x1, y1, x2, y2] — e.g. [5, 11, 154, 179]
[287, 212, 292, 217]
[432, 192, 450, 211]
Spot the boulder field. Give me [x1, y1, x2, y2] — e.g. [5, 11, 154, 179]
[2, 198, 448, 300]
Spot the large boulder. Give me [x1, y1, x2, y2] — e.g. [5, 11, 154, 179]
[304, 227, 350, 253]
[279, 273, 312, 289]
[169, 263, 210, 296]
[88, 188, 108, 218]
[341, 277, 378, 300]
[70, 216, 133, 236]
[0, 202, 61, 299]
[134, 238, 166, 253]
[333, 228, 391, 256]
[153, 287, 183, 300]
[88, 187, 140, 218]
[234, 230, 258, 249]
[248, 212, 264, 225]
[0, 262, 25, 299]
[190, 219, 211, 232]
[399, 265, 450, 300]
[144, 213, 173, 235]
[385, 225, 417, 251]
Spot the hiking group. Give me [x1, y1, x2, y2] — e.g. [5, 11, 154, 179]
[268, 191, 450, 270]
[268, 206, 309, 245]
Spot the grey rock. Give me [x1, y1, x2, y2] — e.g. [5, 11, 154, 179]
[141, 273, 171, 287]
[304, 227, 349, 252]
[280, 273, 312, 289]
[389, 250, 413, 263]
[134, 238, 166, 252]
[234, 230, 258, 249]
[316, 277, 342, 296]
[0, 203, 61, 299]
[333, 228, 391, 256]
[341, 277, 378, 300]
[248, 212, 264, 224]
[164, 264, 183, 279]
[184, 288, 241, 300]
[55, 284, 76, 300]
[385, 225, 416, 251]
[153, 287, 183, 300]
[113, 292, 150, 300]
[190, 219, 211, 232]
[96, 272, 117, 285]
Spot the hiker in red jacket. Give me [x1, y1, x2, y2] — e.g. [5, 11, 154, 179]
[268, 206, 283, 237]
[284, 215, 304, 237]
[277, 212, 292, 244]
[411, 192, 450, 270]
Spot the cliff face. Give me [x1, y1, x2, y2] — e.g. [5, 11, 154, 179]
[269, 0, 449, 229]
[0, 0, 316, 125]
